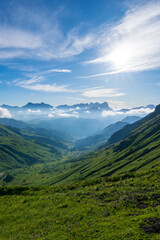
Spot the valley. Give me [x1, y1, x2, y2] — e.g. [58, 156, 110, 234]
[0, 103, 159, 240]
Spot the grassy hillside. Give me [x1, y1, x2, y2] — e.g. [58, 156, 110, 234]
[0, 124, 73, 171]
[0, 168, 159, 239]
[0, 118, 29, 128]
[49, 105, 160, 184]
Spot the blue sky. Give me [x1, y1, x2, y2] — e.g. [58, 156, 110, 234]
[0, 0, 160, 108]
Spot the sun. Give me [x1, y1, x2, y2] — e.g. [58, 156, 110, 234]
[108, 42, 136, 71]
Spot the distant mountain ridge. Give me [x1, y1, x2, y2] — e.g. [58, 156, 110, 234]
[121, 116, 141, 124]
[57, 102, 111, 111]
[0, 102, 155, 127]
[23, 102, 52, 109]
[0, 102, 155, 112]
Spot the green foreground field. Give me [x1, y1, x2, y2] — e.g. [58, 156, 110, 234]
[0, 168, 160, 240]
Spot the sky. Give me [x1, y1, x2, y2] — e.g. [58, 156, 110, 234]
[0, 0, 160, 108]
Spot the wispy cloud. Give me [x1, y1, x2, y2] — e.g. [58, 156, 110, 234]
[82, 88, 125, 98]
[0, 27, 42, 49]
[15, 76, 44, 86]
[78, 70, 123, 79]
[84, 1, 160, 76]
[14, 67, 73, 93]
[0, 107, 12, 118]
[17, 82, 73, 93]
[0, 5, 95, 61]
[47, 69, 71, 73]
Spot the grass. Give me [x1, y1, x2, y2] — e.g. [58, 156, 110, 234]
[0, 124, 73, 171]
[0, 168, 160, 239]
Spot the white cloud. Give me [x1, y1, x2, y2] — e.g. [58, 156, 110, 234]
[102, 110, 123, 117]
[48, 69, 71, 73]
[15, 73, 74, 93]
[108, 100, 128, 110]
[27, 109, 41, 113]
[52, 112, 79, 118]
[48, 113, 54, 118]
[14, 68, 73, 92]
[0, 7, 95, 61]
[101, 107, 154, 118]
[20, 83, 73, 93]
[85, 110, 90, 114]
[57, 112, 79, 118]
[82, 88, 125, 98]
[0, 50, 27, 59]
[0, 107, 12, 118]
[125, 108, 154, 115]
[85, 1, 160, 76]
[0, 27, 41, 49]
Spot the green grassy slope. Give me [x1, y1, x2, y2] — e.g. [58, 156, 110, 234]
[0, 124, 73, 171]
[0, 168, 159, 239]
[0, 118, 29, 128]
[51, 105, 160, 184]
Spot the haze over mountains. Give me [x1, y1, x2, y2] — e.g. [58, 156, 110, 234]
[0, 102, 155, 137]
[0, 101, 155, 120]
[72, 116, 141, 151]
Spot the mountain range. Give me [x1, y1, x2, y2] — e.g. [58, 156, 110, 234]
[1, 101, 155, 112]
[0, 102, 155, 131]
[1, 101, 111, 111]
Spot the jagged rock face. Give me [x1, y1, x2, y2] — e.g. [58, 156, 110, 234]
[23, 102, 52, 109]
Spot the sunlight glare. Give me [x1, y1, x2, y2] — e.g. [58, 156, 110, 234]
[108, 42, 136, 71]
